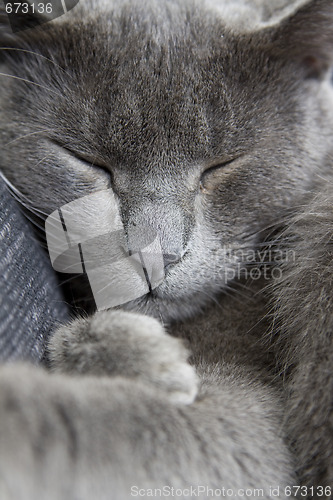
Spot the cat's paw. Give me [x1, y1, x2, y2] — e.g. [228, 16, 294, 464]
[48, 310, 198, 405]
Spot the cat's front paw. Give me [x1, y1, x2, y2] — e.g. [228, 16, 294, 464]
[48, 310, 198, 404]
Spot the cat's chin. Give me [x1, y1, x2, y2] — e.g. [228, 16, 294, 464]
[118, 286, 214, 324]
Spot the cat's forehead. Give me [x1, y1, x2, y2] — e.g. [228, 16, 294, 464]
[18, 0, 290, 171]
[33, 2, 236, 164]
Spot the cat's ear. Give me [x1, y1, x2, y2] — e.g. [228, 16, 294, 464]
[265, 0, 333, 79]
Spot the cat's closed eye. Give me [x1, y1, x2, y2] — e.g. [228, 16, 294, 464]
[199, 156, 241, 191]
[50, 140, 113, 186]
[59, 144, 110, 173]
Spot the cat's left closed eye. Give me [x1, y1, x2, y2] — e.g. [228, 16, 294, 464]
[52, 141, 112, 180]
[200, 157, 239, 191]
[66, 148, 109, 172]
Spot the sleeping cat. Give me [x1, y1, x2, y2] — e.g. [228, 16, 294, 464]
[0, 0, 332, 498]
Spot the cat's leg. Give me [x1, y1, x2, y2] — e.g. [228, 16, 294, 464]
[44, 310, 294, 497]
[0, 360, 294, 500]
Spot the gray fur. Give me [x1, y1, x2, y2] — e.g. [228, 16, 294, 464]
[0, 0, 332, 497]
[269, 182, 333, 489]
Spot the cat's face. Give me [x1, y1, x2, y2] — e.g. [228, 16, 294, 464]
[1, 0, 333, 321]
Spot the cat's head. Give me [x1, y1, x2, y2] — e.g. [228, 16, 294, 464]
[0, 0, 333, 321]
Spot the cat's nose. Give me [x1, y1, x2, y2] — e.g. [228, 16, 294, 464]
[163, 251, 182, 270]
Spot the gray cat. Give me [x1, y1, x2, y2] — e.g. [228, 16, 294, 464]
[0, 0, 332, 498]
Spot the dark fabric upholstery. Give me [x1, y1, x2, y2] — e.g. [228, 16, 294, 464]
[0, 176, 69, 362]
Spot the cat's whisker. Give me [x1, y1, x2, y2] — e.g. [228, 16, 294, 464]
[254, 241, 281, 247]
[19, 211, 46, 233]
[4, 187, 48, 222]
[315, 173, 333, 187]
[56, 275, 82, 288]
[48, 299, 78, 315]
[243, 310, 271, 338]
[4, 129, 57, 148]
[245, 261, 277, 266]
[0, 171, 50, 216]
[0, 72, 63, 97]
[223, 283, 255, 302]
[93, 279, 122, 296]
[30, 237, 48, 249]
[198, 290, 226, 311]
[0, 47, 73, 79]
[5, 187, 44, 217]
[236, 217, 290, 242]
[31, 138, 85, 170]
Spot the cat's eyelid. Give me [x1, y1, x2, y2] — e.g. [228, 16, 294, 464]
[74, 152, 109, 171]
[202, 155, 243, 175]
[50, 140, 110, 171]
